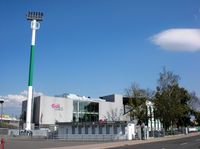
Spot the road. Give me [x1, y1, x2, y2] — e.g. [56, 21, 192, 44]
[5, 139, 104, 149]
[4, 134, 200, 149]
[108, 135, 200, 149]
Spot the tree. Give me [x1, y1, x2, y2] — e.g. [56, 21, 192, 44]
[188, 91, 200, 112]
[171, 85, 191, 128]
[194, 111, 200, 126]
[105, 108, 123, 121]
[188, 92, 200, 125]
[157, 67, 180, 92]
[154, 68, 192, 130]
[125, 83, 151, 125]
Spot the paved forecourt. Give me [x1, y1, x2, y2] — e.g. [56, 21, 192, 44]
[45, 132, 200, 149]
[3, 132, 200, 149]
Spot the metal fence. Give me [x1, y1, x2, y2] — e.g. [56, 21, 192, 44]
[0, 126, 195, 141]
[56, 134, 127, 141]
[0, 128, 8, 135]
[8, 129, 49, 139]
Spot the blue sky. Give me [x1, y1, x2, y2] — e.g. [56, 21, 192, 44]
[1, 0, 200, 115]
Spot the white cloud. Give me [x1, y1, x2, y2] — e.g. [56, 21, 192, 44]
[0, 90, 44, 116]
[151, 28, 200, 52]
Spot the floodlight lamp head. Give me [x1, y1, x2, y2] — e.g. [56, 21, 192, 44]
[27, 11, 43, 21]
[0, 99, 4, 104]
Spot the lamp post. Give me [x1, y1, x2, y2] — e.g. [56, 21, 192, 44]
[0, 99, 4, 124]
[26, 12, 43, 130]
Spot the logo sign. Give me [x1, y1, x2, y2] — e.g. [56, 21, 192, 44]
[51, 103, 63, 111]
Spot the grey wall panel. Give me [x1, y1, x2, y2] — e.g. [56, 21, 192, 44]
[39, 96, 73, 125]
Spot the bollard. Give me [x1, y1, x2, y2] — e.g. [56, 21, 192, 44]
[1, 138, 5, 149]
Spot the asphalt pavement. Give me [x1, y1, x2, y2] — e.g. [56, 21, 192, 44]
[3, 132, 200, 149]
[108, 135, 200, 149]
[5, 139, 102, 149]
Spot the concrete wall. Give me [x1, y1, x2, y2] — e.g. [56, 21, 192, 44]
[32, 94, 125, 125]
[99, 94, 124, 121]
[57, 123, 127, 140]
[39, 96, 73, 125]
[33, 97, 40, 125]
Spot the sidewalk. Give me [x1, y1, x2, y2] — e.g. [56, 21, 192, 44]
[45, 132, 200, 149]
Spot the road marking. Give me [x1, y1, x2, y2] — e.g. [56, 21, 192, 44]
[196, 139, 200, 142]
[180, 142, 188, 145]
[161, 148, 166, 149]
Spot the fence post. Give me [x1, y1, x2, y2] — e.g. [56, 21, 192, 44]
[1, 138, 5, 149]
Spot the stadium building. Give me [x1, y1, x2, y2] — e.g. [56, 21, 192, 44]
[21, 93, 162, 140]
[22, 94, 128, 128]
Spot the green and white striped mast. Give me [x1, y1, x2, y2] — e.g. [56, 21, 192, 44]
[26, 12, 43, 130]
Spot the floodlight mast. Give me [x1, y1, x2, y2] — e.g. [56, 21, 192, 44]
[26, 11, 43, 131]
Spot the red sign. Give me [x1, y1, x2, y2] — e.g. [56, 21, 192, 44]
[51, 104, 63, 111]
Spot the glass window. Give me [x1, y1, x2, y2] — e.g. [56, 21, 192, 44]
[90, 103, 95, 112]
[79, 113, 84, 122]
[73, 113, 78, 122]
[91, 114, 99, 122]
[91, 114, 95, 122]
[84, 102, 89, 112]
[73, 101, 78, 112]
[72, 101, 99, 123]
[83, 114, 91, 122]
[94, 103, 99, 112]
[86, 102, 99, 112]
[88, 103, 92, 112]
[79, 102, 84, 112]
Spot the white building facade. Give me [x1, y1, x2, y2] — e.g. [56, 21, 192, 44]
[22, 94, 125, 127]
[22, 93, 162, 135]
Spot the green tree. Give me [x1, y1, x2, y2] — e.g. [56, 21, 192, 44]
[154, 68, 192, 130]
[194, 111, 200, 125]
[171, 85, 191, 128]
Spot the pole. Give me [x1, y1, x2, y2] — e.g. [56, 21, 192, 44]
[1, 103, 2, 124]
[26, 19, 39, 130]
[25, 12, 43, 131]
[1, 103, 3, 123]
[1, 138, 5, 149]
[0, 100, 4, 125]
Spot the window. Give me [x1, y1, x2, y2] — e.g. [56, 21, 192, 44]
[73, 101, 78, 112]
[73, 101, 99, 122]
[91, 114, 99, 122]
[73, 113, 78, 122]
[79, 102, 84, 112]
[89, 102, 99, 112]
[79, 113, 84, 123]
[94, 103, 99, 112]
[85, 114, 91, 122]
